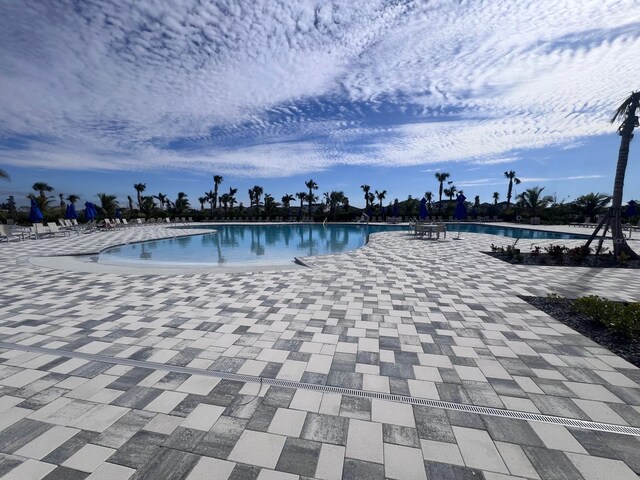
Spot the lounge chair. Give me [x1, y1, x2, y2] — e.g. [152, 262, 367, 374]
[46, 223, 71, 237]
[0, 225, 25, 242]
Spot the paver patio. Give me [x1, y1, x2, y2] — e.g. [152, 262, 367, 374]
[0, 223, 639, 479]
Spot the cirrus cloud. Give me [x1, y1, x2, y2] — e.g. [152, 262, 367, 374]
[0, 0, 639, 177]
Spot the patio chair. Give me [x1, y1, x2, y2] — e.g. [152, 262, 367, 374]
[31, 223, 53, 239]
[0, 224, 25, 242]
[435, 223, 447, 239]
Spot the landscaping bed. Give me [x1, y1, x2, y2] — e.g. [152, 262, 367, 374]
[521, 295, 640, 368]
[486, 243, 640, 268]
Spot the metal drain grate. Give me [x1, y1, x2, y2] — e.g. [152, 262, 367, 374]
[1, 341, 638, 437]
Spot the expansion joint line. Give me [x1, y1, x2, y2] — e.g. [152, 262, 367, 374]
[0, 341, 638, 437]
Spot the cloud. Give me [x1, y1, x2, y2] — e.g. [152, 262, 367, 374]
[0, 0, 639, 176]
[519, 175, 604, 182]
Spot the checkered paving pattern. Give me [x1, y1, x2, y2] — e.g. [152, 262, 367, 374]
[0, 223, 639, 479]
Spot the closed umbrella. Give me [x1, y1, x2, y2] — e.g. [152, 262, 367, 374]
[115, 208, 122, 219]
[454, 193, 467, 240]
[85, 202, 96, 221]
[419, 198, 428, 221]
[65, 203, 78, 220]
[392, 203, 399, 218]
[28, 198, 44, 223]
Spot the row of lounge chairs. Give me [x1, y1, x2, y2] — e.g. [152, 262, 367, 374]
[570, 218, 640, 230]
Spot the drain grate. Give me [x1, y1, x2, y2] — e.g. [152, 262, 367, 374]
[1, 341, 639, 437]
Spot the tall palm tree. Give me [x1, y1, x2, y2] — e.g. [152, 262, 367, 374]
[504, 171, 521, 208]
[213, 175, 223, 209]
[96, 193, 118, 217]
[296, 192, 306, 219]
[493, 192, 500, 205]
[474, 195, 480, 208]
[305, 179, 318, 214]
[133, 183, 146, 210]
[0, 169, 9, 181]
[153, 193, 168, 210]
[424, 191, 433, 209]
[517, 186, 553, 218]
[228, 190, 238, 211]
[586, 92, 640, 259]
[127, 195, 134, 211]
[59, 193, 66, 213]
[360, 185, 371, 209]
[434, 173, 450, 212]
[282, 194, 295, 218]
[375, 190, 387, 216]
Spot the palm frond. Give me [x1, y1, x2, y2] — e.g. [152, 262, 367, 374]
[611, 91, 639, 123]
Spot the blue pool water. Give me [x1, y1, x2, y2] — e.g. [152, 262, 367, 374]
[98, 223, 588, 266]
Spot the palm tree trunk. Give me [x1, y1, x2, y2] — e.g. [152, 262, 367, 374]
[506, 180, 512, 209]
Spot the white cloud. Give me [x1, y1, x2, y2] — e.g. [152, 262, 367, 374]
[0, 0, 639, 176]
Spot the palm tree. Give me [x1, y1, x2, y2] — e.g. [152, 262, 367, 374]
[360, 185, 371, 209]
[434, 173, 450, 212]
[474, 195, 480, 208]
[219, 193, 230, 215]
[282, 194, 295, 218]
[59, 193, 66, 213]
[204, 190, 215, 214]
[198, 196, 206, 211]
[517, 186, 553, 218]
[228, 190, 238, 211]
[127, 195, 134, 212]
[248, 189, 254, 212]
[296, 192, 306, 219]
[445, 185, 457, 202]
[504, 171, 521, 208]
[305, 179, 318, 214]
[154, 193, 168, 210]
[424, 191, 433, 209]
[96, 193, 118, 217]
[493, 192, 500, 205]
[213, 175, 223, 209]
[252, 185, 263, 212]
[174, 192, 190, 215]
[573, 193, 611, 222]
[264, 194, 277, 218]
[32, 182, 53, 200]
[0, 169, 9, 181]
[375, 190, 387, 217]
[133, 183, 146, 210]
[67, 194, 80, 204]
[586, 92, 640, 259]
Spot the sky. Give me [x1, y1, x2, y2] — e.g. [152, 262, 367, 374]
[1, 0, 640, 209]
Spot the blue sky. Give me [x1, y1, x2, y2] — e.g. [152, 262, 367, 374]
[1, 0, 639, 208]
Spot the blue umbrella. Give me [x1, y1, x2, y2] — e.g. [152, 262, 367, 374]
[419, 198, 428, 220]
[29, 198, 43, 223]
[454, 193, 467, 239]
[65, 203, 78, 220]
[85, 201, 96, 221]
[627, 200, 637, 218]
[392, 203, 399, 218]
[115, 208, 122, 219]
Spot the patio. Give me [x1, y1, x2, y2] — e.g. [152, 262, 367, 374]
[0, 224, 639, 479]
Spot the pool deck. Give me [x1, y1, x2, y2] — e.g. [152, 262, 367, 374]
[0, 222, 639, 479]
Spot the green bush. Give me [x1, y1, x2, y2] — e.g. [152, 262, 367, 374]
[573, 295, 640, 338]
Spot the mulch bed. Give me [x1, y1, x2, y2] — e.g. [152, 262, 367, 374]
[520, 296, 640, 368]
[486, 251, 640, 269]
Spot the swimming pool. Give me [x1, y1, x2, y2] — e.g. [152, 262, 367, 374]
[98, 223, 589, 267]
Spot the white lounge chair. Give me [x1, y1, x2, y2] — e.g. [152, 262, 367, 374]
[46, 223, 71, 237]
[0, 225, 25, 242]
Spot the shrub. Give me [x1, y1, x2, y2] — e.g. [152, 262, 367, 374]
[530, 245, 542, 257]
[544, 244, 567, 261]
[573, 295, 640, 338]
[567, 245, 591, 263]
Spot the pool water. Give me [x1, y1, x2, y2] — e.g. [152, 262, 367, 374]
[98, 224, 405, 267]
[98, 223, 589, 267]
